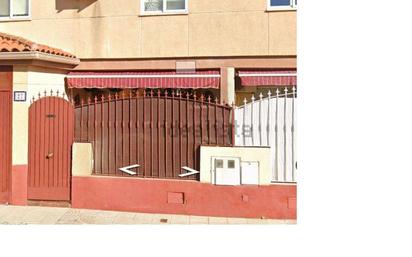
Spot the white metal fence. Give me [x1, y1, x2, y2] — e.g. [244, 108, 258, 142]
[234, 87, 297, 183]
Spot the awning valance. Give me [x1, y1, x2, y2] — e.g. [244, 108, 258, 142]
[238, 70, 297, 87]
[66, 70, 220, 89]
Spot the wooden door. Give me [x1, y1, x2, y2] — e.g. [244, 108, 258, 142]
[0, 66, 12, 203]
[28, 96, 74, 201]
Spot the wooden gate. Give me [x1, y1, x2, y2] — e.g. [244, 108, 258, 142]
[28, 94, 74, 201]
[0, 66, 12, 203]
[74, 91, 233, 180]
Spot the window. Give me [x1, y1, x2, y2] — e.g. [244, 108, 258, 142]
[268, 0, 297, 10]
[0, 0, 30, 20]
[141, 0, 187, 15]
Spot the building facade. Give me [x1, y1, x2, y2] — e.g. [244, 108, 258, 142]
[0, 0, 297, 220]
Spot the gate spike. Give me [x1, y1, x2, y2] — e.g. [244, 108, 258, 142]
[150, 89, 154, 97]
[267, 90, 272, 98]
[50, 89, 54, 96]
[259, 92, 263, 100]
[292, 86, 296, 95]
[251, 95, 255, 102]
[193, 94, 197, 101]
[81, 98, 85, 106]
[143, 90, 147, 98]
[87, 96, 91, 104]
[121, 91, 125, 99]
[165, 90, 169, 97]
[94, 95, 98, 103]
[157, 89, 161, 97]
[31, 96, 35, 103]
[243, 97, 247, 105]
[38, 92, 41, 99]
[101, 95, 105, 101]
[284, 87, 289, 94]
[44, 90, 47, 96]
[276, 88, 280, 95]
[62, 92, 66, 99]
[207, 95, 212, 103]
[171, 90, 175, 98]
[56, 90, 60, 97]
[200, 94, 205, 102]
[115, 92, 119, 99]
[108, 94, 112, 101]
[186, 92, 190, 99]
[129, 90, 133, 98]
[215, 97, 219, 104]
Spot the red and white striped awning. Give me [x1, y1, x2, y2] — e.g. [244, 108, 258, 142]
[66, 70, 221, 89]
[238, 70, 297, 87]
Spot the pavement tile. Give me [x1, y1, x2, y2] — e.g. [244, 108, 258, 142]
[170, 215, 190, 224]
[189, 216, 209, 225]
[227, 218, 248, 224]
[113, 213, 137, 225]
[208, 217, 229, 225]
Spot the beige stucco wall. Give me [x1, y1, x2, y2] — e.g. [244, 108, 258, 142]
[72, 143, 93, 177]
[12, 66, 68, 165]
[200, 146, 272, 185]
[12, 66, 29, 165]
[0, 0, 296, 59]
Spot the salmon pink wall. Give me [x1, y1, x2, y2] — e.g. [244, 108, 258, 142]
[72, 176, 296, 219]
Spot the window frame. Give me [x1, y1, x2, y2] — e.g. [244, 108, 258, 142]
[0, 0, 31, 21]
[267, 0, 297, 11]
[140, 0, 188, 16]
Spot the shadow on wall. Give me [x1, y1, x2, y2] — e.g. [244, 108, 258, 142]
[55, 0, 98, 12]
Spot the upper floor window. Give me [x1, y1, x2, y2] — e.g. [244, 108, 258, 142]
[268, 0, 297, 10]
[0, 0, 30, 20]
[141, 0, 188, 15]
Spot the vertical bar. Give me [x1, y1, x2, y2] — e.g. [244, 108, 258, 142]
[164, 92, 168, 178]
[283, 87, 288, 182]
[158, 91, 161, 178]
[186, 94, 189, 168]
[291, 86, 296, 181]
[215, 99, 218, 145]
[171, 91, 175, 177]
[193, 95, 197, 170]
[259, 93, 263, 146]
[136, 91, 142, 174]
[275, 89, 279, 181]
[208, 97, 211, 144]
[243, 98, 247, 145]
[150, 90, 154, 177]
[143, 92, 146, 177]
[222, 104, 226, 145]
[179, 93, 183, 177]
[101, 96, 104, 175]
[251, 95, 255, 146]
[93, 97, 97, 174]
[267, 91, 272, 146]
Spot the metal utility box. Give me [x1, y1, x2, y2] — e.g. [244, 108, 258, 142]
[213, 157, 241, 185]
[241, 161, 259, 185]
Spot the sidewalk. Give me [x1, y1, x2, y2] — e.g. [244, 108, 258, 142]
[0, 205, 296, 225]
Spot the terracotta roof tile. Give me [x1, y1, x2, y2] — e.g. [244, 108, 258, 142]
[0, 32, 76, 58]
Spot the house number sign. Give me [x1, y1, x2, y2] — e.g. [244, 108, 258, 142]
[14, 91, 27, 102]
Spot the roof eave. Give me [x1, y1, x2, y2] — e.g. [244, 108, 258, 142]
[0, 51, 80, 66]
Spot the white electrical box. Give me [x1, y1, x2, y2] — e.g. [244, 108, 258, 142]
[213, 157, 241, 185]
[241, 161, 259, 185]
